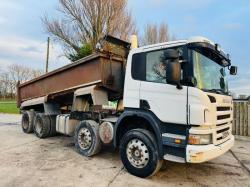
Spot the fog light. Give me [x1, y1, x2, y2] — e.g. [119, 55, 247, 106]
[189, 134, 212, 145]
[175, 139, 181, 144]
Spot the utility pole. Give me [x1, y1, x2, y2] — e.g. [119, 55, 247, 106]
[46, 37, 50, 73]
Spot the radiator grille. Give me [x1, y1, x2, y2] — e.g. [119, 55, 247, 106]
[215, 105, 232, 145]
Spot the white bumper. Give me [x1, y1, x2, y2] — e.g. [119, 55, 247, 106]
[186, 135, 234, 163]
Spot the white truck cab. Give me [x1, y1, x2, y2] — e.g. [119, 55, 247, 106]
[121, 36, 236, 165]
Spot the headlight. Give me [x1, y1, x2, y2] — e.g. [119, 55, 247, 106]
[188, 134, 212, 145]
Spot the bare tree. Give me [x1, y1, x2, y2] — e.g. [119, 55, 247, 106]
[43, 0, 137, 60]
[142, 24, 158, 45]
[0, 72, 11, 99]
[0, 64, 44, 99]
[109, 5, 137, 40]
[8, 64, 31, 84]
[141, 22, 174, 46]
[30, 69, 44, 79]
[159, 23, 169, 43]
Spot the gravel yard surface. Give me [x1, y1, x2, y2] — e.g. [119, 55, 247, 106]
[0, 114, 249, 187]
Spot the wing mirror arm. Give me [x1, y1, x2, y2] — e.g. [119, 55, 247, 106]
[176, 83, 183, 90]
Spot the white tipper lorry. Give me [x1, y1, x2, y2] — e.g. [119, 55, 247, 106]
[18, 35, 237, 178]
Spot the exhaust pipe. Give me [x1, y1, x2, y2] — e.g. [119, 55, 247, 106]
[131, 35, 138, 49]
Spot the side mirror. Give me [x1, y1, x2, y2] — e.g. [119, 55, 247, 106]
[164, 49, 179, 60]
[166, 61, 182, 89]
[230, 66, 237, 75]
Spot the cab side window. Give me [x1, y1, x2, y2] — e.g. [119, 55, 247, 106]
[146, 50, 166, 83]
[131, 47, 185, 84]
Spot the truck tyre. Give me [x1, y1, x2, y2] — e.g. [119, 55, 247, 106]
[21, 111, 35, 133]
[119, 129, 163, 178]
[47, 115, 57, 137]
[74, 120, 102, 157]
[33, 113, 50, 138]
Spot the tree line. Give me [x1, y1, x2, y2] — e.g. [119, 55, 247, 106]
[0, 65, 43, 100]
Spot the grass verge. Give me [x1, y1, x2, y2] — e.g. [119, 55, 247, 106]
[0, 101, 19, 114]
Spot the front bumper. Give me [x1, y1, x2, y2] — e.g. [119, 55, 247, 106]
[186, 135, 234, 163]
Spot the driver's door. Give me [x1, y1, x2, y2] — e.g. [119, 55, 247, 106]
[139, 49, 187, 124]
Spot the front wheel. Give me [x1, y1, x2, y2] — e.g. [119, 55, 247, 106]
[119, 129, 162, 178]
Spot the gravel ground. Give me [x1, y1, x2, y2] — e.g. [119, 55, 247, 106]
[0, 113, 21, 124]
[0, 114, 249, 187]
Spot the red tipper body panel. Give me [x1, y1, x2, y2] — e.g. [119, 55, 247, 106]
[17, 35, 130, 107]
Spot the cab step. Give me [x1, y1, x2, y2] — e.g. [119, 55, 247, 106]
[163, 154, 185, 163]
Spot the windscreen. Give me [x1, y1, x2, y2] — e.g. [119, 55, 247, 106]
[193, 50, 229, 94]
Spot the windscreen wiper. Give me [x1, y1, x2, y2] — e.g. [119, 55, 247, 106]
[203, 88, 225, 94]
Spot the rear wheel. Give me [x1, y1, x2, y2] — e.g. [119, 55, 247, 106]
[33, 113, 50, 138]
[21, 111, 35, 133]
[47, 115, 57, 137]
[119, 129, 162, 178]
[74, 120, 102, 157]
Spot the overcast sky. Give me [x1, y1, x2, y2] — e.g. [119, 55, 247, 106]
[0, 0, 249, 95]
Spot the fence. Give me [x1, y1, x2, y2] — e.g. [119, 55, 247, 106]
[233, 100, 250, 137]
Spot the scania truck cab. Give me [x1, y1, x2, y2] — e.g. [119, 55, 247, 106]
[19, 36, 237, 178]
[118, 36, 237, 176]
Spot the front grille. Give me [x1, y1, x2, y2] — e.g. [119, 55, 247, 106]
[216, 105, 232, 126]
[217, 114, 230, 120]
[217, 106, 231, 111]
[217, 127, 230, 134]
[216, 122, 228, 127]
[217, 137, 224, 141]
[215, 105, 232, 145]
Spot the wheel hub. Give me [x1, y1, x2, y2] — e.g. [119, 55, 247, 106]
[22, 116, 29, 130]
[78, 128, 92, 150]
[35, 118, 42, 134]
[126, 139, 149, 168]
